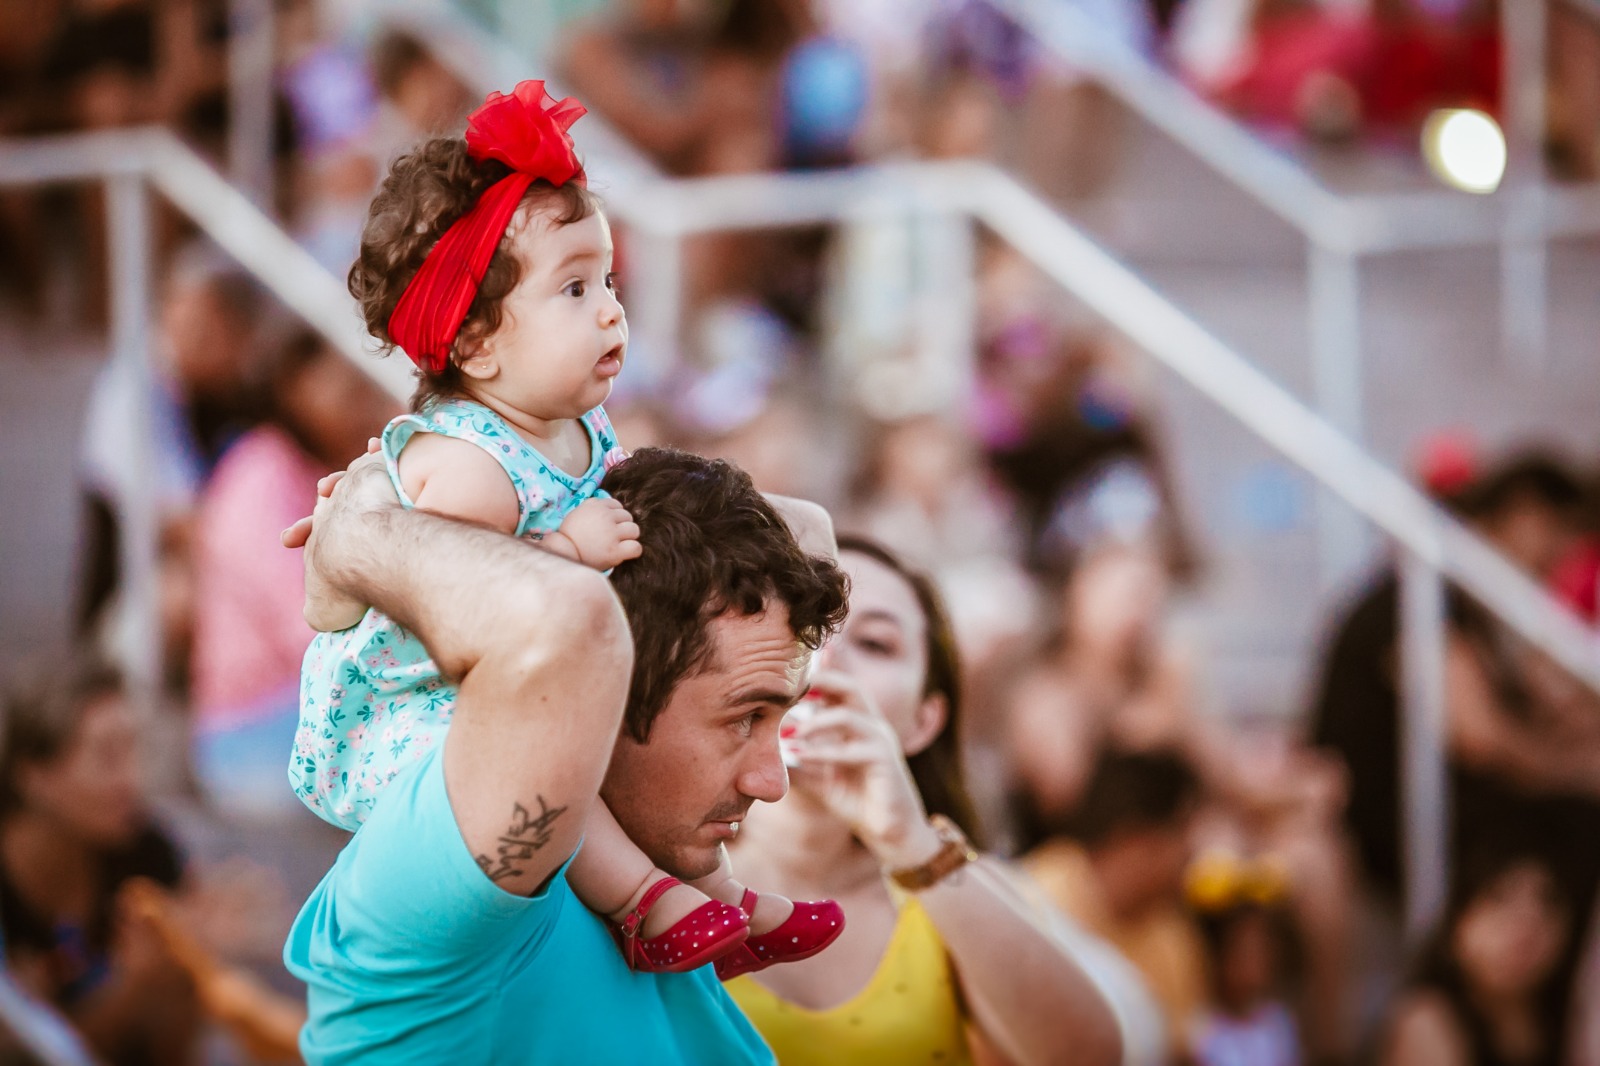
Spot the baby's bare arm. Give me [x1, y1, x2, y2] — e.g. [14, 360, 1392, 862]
[400, 433, 522, 535]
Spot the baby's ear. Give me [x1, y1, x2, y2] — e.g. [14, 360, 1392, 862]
[454, 341, 496, 381]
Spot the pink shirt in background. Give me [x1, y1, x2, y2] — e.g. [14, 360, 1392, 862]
[190, 426, 320, 728]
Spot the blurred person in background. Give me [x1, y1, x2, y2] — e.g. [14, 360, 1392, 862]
[189, 328, 400, 818]
[1184, 853, 1302, 1066]
[76, 246, 274, 651]
[970, 244, 1193, 579]
[366, 28, 474, 148]
[1008, 540, 1355, 1060]
[1023, 746, 1207, 1059]
[1381, 841, 1576, 1066]
[559, 0, 724, 176]
[842, 413, 1037, 749]
[727, 535, 1123, 1066]
[1311, 451, 1600, 907]
[23, 0, 227, 326]
[1180, 0, 1498, 142]
[0, 653, 310, 1064]
[0, 653, 199, 1065]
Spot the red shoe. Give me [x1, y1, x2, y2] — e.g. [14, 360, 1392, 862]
[714, 890, 845, 981]
[613, 877, 750, 973]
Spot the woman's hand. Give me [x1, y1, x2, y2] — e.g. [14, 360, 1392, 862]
[787, 669, 943, 871]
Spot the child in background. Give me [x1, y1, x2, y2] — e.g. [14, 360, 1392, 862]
[1186, 851, 1302, 1066]
[290, 81, 842, 978]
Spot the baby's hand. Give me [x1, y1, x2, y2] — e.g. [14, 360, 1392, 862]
[557, 497, 642, 570]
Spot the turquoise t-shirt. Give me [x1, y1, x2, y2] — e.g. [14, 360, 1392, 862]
[284, 747, 774, 1065]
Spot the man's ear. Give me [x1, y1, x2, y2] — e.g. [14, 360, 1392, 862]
[903, 691, 949, 759]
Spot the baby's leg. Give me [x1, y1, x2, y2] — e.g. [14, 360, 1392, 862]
[568, 802, 717, 938]
[687, 848, 796, 935]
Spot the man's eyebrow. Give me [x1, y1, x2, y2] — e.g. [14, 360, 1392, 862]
[726, 687, 802, 712]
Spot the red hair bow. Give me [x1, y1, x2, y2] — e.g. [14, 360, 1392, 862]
[389, 80, 589, 373]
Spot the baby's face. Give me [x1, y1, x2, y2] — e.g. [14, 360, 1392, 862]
[468, 207, 626, 420]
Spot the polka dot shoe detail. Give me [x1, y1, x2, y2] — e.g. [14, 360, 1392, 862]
[713, 889, 845, 981]
[613, 876, 750, 973]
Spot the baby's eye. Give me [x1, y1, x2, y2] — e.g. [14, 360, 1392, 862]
[605, 272, 619, 292]
[565, 280, 586, 298]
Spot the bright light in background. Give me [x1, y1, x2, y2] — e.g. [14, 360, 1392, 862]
[1422, 109, 1507, 194]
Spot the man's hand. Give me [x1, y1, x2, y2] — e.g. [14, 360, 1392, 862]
[554, 497, 642, 570]
[286, 448, 402, 632]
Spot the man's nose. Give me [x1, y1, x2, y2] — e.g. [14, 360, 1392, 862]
[739, 732, 789, 804]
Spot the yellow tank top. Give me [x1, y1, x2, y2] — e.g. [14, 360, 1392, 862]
[726, 897, 973, 1065]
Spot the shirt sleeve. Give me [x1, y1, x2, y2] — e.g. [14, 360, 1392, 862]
[324, 746, 573, 971]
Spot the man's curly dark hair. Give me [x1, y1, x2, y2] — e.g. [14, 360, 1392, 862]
[602, 448, 849, 741]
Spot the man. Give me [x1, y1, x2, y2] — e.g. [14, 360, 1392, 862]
[282, 447, 847, 1063]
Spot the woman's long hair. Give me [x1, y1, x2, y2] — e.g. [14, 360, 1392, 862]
[835, 536, 984, 846]
[1407, 839, 1573, 1066]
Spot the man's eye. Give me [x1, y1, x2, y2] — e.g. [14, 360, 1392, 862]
[737, 712, 763, 736]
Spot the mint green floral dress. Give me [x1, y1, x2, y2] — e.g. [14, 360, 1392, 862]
[290, 399, 627, 831]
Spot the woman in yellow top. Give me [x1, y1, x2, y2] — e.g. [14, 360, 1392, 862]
[727, 536, 1122, 1065]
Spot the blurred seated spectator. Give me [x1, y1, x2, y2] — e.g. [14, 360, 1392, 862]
[559, 0, 722, 176]
[1185, 851, 1303, 1066]
[1024, 747, 1208, 1057]
[1382, 841, 1575, 1066]
[76, 246, 274, 651]
[1007, 542, 1199, 835]
[0, 652, 200, 1065]
[1310, 450, 1600, 912]
[971, 245, 1194, 578]
[366, 28, 473, 150]
[561, 0, 811, 176]
[189, 329, 399, 818]
[277, 13, 381, 274]
[1550, 3, 1600, 181]
[1181, 0, 1497, 142]
[843, 413, 1037, 693]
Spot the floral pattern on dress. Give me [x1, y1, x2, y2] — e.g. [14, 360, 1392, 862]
[289, 400, 625, 830]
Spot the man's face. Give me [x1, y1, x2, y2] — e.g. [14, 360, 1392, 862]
[601, 604, 808, 879]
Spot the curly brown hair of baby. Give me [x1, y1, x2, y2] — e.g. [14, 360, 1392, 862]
[348, 137, 601, 411]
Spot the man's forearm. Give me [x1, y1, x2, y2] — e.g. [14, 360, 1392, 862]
[315, 491, 588, 682]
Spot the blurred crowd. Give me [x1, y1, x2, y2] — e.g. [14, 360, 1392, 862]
[3, 0, 1600, 1064]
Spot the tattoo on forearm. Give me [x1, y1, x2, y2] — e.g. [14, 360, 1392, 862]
[475, 796, 568, 883]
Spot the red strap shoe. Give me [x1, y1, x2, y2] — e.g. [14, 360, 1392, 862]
[613, 877, 750, 973]
[714, 890, 845, 981]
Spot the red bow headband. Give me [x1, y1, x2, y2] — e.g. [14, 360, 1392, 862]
[388, 80, 588, 373]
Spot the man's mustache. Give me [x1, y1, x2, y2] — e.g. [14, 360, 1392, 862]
[704, 800, 752, 823]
